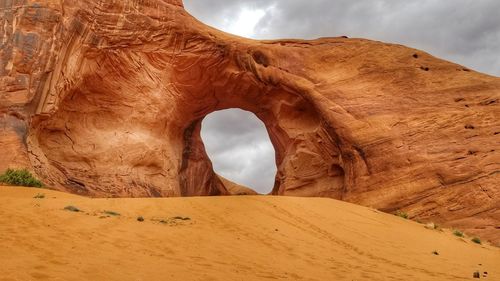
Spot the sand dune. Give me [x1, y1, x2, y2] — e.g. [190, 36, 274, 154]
[0, 186, 498, 281]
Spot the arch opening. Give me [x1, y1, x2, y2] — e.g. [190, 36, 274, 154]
[201, 109, 277, 195]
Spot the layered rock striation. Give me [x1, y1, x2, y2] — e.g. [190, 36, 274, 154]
[1, 0, 499, 243]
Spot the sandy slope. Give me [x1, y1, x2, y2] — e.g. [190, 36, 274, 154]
[0, 186, 498, 281]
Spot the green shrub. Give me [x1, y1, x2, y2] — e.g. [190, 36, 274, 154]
[172, 216, 191, 221]
[104, 210, 120, 216]
[33, 193, 45, 199]
[64, 205, 81, 212]
[0, 169, 43, 188]
[471, 237, 481, 244]
[453, 230, 464, 237]
[395, 210, 409, 219]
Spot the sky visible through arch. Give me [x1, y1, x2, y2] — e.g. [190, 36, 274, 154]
[187, 0, 500, 192]
[201, 109, 277, 193]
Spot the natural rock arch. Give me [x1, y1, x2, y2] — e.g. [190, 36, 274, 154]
[16, 0, 366, 199]
[0, 0, 498, 244]
[31, 52, 351, 198]
[178, 89, 347, 198]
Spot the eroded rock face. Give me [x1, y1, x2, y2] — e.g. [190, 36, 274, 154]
[1, 0, 499, 244]
[218, 176, 258, 196]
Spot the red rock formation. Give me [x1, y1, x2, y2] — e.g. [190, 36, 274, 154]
[0, 0, 499, 244]
[218, 176, 258, 196]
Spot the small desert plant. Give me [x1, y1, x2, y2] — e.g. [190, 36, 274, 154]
[137, 216, 145, 222]
[471, 237, 481, 244]
[103, 210, 120, 216]
[453, 230, 464, 237]
[33, 193, 45, 199]
[153, 216, 191, 225]
[0, 169, 43, 188]
[64, 205, 81, 212]
[172, 216, 191, 221]
[395, 210, 409, 219]
[425, 222, 440, 230]
[432, 250, 439, 255]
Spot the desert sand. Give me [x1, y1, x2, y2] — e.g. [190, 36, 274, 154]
[0, 186, 498, 281]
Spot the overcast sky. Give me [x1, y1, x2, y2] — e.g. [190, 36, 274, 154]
[201, 109, 276, 193]
[187, 0, 500, 193]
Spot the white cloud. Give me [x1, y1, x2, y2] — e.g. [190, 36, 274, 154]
[220, 7, 267, 38]
[184, 0, 500, 76]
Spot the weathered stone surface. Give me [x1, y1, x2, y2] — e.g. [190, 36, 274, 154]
[219, 176, 258, 196]
[0, 0, 499, 244]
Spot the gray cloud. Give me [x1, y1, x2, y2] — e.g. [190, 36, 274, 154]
[187, 0, 499, 193]
[201, 109, 276, 193]
[185, 0, 500, 76]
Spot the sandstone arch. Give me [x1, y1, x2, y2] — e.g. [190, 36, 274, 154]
[0, 0, 499, 244]
[31, 52, 351, 199]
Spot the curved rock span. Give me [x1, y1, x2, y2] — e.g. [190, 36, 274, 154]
[1, 0, 499, 244]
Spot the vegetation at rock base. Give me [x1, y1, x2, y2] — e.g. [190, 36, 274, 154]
[471, 237, 481, 244]
[0, 169, 43, 188]
[395, 210, 409, 219]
